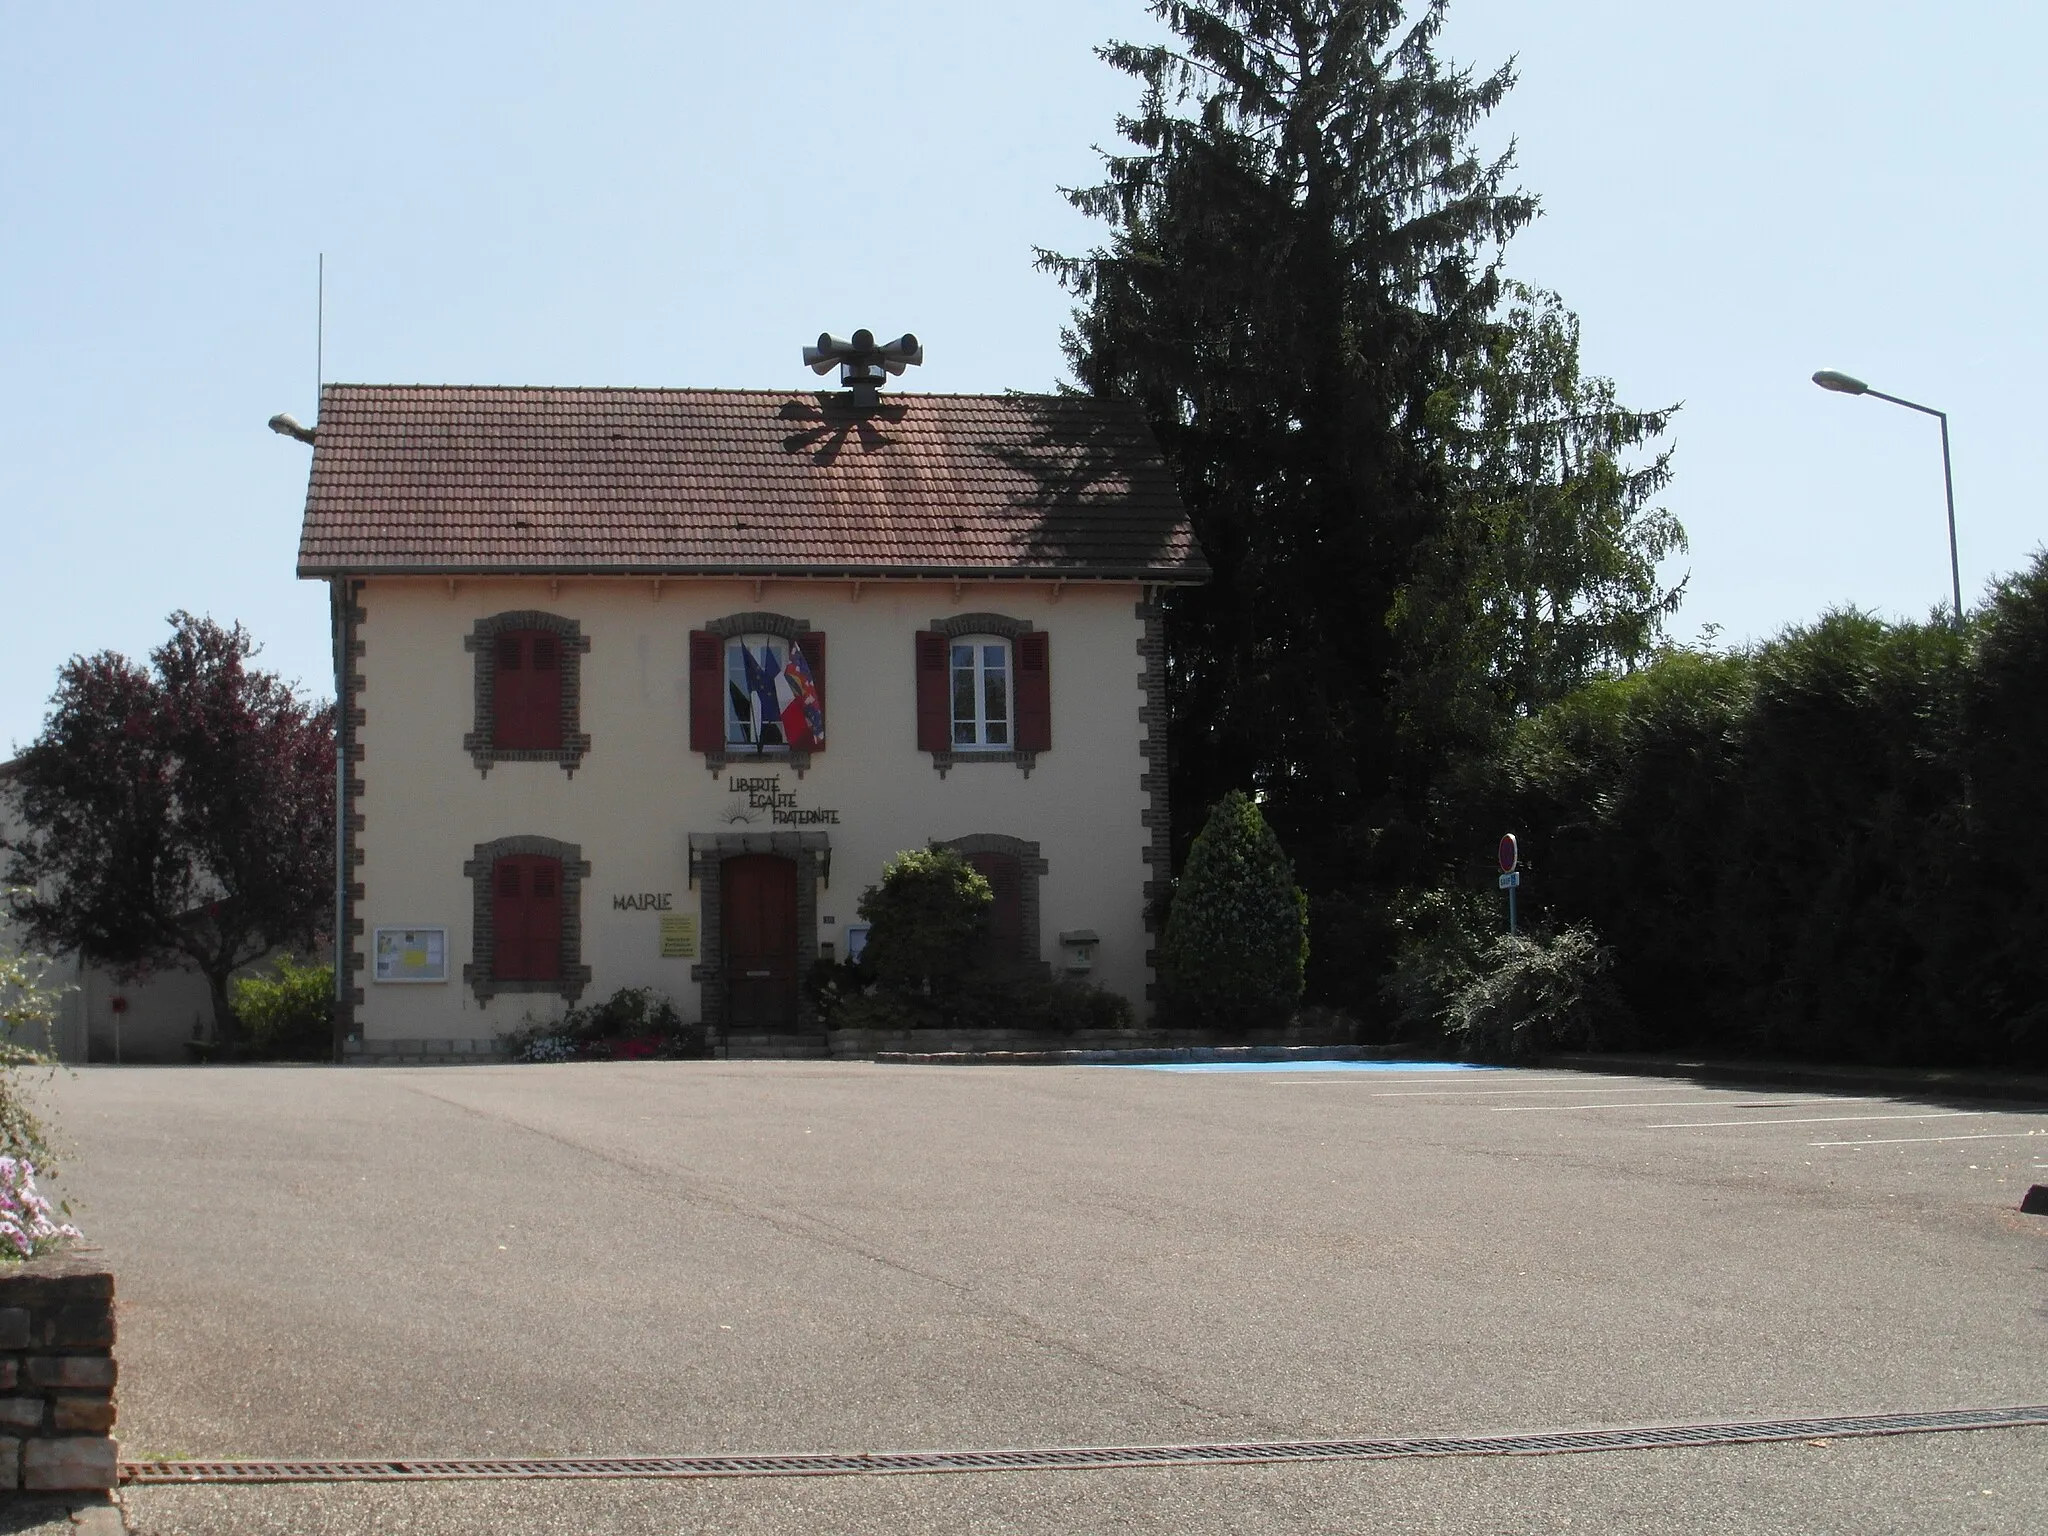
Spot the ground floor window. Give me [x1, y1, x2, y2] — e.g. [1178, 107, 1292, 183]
[966, 850, 1023, 961]
[462, 835, 592, 1002]
[940, 834, 1048, 970]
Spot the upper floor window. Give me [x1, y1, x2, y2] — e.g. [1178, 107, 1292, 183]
[689, 617, 826, 773]
[725, 633, 825, 752]
[916, 619, 1050, 773]
[951, 638, 1011, 749]
[492, 630, 562, 750]
[463, 612, 590, 776]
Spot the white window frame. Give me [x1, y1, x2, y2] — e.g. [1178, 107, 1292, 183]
[724, 632, 792, 753]
[950, 635, 1013, 750]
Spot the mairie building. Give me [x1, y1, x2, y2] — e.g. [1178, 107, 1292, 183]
[292, 347, 1204, 1059]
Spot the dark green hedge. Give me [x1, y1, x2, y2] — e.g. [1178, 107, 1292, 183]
[1459, 553, 2048, 1068]
[1162, 790, 1308, 1030]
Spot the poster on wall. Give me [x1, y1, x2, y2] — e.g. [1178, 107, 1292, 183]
[374, 927, 448, 983]
[659, 915, 698, 958]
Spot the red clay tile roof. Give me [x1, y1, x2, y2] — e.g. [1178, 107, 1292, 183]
[296, 386, 1206, 582]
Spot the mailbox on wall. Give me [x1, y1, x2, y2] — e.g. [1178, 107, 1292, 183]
[1058, 930, 1099, 974]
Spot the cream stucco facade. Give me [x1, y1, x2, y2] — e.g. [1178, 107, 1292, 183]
[348, 574, 1159, 1045]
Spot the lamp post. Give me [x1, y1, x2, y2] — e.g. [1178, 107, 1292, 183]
[1811, 370, 1963, 624]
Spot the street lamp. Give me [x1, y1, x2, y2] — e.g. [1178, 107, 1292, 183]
[1811, 369, 1963, 624]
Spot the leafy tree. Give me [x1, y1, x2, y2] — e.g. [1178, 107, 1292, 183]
[1042, 1, 1681, 900]
[856, 847, 993, 998]
[1460, 593, 2048, 1067]
[1161, 790, 1307, 1028]
[1960, 555, 2048, 1054]
[1393, 283, 1684, 763]
[4, 613, 334, 1048]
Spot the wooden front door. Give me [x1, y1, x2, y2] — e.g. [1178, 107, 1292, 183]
[723, 854, 799, 1032]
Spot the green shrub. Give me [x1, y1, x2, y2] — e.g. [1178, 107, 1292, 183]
[230, 955, 334, 1061]
[857, 847, 992, 997]
[818, 849, 1134, 1036]
[1440, 925, 1632, 1062]
[1380, 885, 1496, 1041]
[826, 989, 927, 1036]
[824, 970, 1132, 1038]
[1028, 975, 1133, 1034]
[1160, 790, 1307, 1031]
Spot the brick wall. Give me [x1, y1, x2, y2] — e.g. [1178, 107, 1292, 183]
[0, 1249, 117, 1491]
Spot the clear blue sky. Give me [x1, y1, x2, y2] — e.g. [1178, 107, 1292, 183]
[4, 1, 2042, 749]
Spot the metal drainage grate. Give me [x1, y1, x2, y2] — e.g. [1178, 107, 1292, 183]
[121, 1404, 2048, 1485]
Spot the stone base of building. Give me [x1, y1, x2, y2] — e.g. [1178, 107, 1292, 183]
[342, 1037, 509, 1066]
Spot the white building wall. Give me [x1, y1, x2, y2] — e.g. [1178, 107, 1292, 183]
[351, 576, 1154, 1044]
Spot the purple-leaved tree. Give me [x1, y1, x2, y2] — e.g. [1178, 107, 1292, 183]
[3, 613, 334, 1049]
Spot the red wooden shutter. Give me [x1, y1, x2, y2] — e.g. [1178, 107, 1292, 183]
[1014, 632, 1051, 752]
[526, 860, 562, 981]
[915, 632, 949, 753]
[526, 635, 562, 749]
[493, 632, 563, 750]
[491, 636, 526, 750]
[795, 631, 826, 751]
[493, 860, 529, 979]
[689, 631, 723, 752]
[493, 856, 563, 982]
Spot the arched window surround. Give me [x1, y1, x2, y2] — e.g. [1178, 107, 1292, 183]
[922, 613, 1042, 778]
[692, 612, 821, 778]
[463, 611, 591, 776]
[938, 833, 1049, 971]
[461, 834, 592, 1003]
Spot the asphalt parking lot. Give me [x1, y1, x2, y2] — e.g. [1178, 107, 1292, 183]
[37, 1061, 2048, 1533]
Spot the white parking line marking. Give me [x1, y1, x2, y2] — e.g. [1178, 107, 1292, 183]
[1493, 1097, 1862, 1113]
[1646, 1112, 1980, 1129]
[1268, 1081, 1566, 1089]
[1811, 1130, 2048, 1147]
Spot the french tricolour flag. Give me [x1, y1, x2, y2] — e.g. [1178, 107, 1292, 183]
[776, 642, 825, 749]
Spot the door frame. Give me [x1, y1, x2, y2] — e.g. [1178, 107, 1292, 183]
[689, 832, 828, 1035]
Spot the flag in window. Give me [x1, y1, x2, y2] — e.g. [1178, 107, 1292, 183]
[778, 641, 825, 749]
[727, 678, 754, 742]
[742, 643, 784, 746]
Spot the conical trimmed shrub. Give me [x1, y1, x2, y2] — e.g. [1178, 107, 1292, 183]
[1161, 790, 1307, 1030]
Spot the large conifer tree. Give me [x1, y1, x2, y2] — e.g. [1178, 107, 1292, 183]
[1043, 1, 1681, 900]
